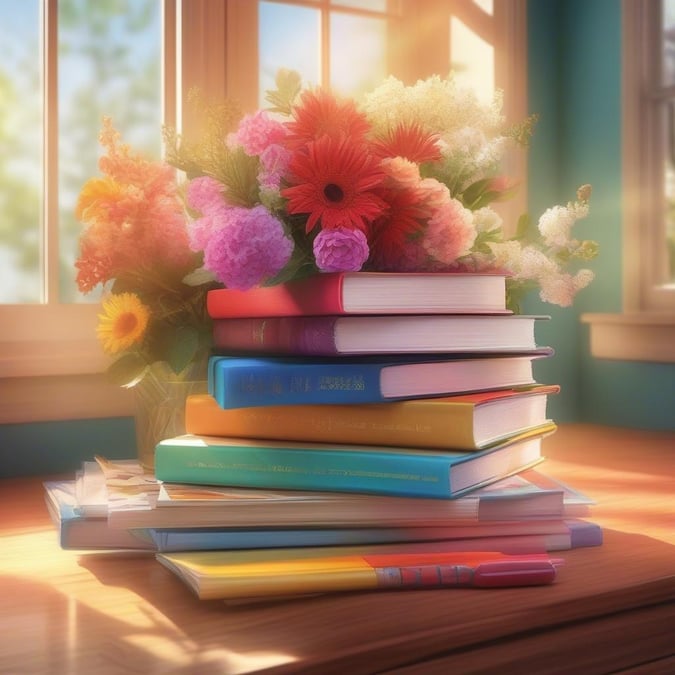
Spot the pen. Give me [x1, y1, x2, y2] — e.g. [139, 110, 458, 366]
[373, 559, 559, 589]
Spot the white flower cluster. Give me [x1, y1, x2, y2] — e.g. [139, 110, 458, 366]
[487, 193, 595, 307]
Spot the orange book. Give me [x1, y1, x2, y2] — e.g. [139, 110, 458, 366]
[185, 385, 559, 451]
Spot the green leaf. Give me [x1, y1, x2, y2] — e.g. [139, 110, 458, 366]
[182, 266, 217, 287]
[264, 68, 303, 115]
[515, 213, 531, 240]
[164, 325, 200, 375]
[106, 353, 149, 388]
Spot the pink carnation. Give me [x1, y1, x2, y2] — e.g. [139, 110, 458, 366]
[423, 198, 476, 265]
[313, 227, 369, 272]
[203, 205, 293, 289]
[231, 111, 288, 156]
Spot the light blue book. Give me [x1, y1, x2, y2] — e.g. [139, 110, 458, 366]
[154, 428, 553, 499]
[43, 480, 153, 551]
[146, 520, 602, 553]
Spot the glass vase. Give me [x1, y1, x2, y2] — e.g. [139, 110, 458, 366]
[133, 360, 208, 471]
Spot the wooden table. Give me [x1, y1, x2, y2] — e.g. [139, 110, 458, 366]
[1, 424, 674, 674]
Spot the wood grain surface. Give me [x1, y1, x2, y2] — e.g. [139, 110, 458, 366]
[0, 423, 673, 674]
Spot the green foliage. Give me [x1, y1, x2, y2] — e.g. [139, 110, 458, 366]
[264, 68, 303, 115]
[106, 352, 149, 388]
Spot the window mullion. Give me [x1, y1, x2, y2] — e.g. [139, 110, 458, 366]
[43, 0, 59, 305]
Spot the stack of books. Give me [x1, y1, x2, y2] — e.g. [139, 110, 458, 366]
[44, 272, 603, 599]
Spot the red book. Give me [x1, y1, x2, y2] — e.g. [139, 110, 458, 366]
[206, 272, 510, 318]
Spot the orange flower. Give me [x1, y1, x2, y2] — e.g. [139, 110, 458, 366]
[372, 123, 442, 164]
[284, 88, 371, 148]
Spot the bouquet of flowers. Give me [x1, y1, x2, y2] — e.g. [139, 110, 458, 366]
[75, 69, 597, 386]
[165, 69, 597, 305]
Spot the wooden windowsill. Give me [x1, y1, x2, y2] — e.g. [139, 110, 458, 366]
[581, 311, 675, 363]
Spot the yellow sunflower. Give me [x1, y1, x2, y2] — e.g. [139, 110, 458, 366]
[97, 292, 150, 355]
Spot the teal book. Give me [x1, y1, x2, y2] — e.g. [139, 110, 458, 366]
[207, 352, 551, 408]
[154, 427, 553, 499]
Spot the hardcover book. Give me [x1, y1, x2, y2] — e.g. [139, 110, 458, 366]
[207, 353, 552, 409]
[211, 314, 548, 356]
[206, 271, 510, 318]
[153, 427, 555, 500]
[186, 385, 559, 450]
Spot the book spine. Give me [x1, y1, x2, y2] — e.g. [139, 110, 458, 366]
[211, 359, 388, 407]
[213, 317, 340, 355]
[154, 442, 454, 498]
[186, 394, 478, 449]
[206, 274, 343, 318]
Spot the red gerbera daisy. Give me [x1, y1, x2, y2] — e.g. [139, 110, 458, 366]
[372, 122, 442, 164]
[369, 185, 431, 271]
[284, 88, 371, 149]
[281, 135, 388, 233]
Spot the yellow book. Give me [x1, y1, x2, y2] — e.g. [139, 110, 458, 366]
[156, 548, 559, 600]
[185, 385, 559, 451]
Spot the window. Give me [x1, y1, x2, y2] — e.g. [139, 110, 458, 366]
[581, 0, 675, 363]
[0, 0, 526, 423]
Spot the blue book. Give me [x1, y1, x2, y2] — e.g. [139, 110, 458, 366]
[147, 519, 602, 553]
[154, 427, 554, 499]
[207, 352, 550, 408]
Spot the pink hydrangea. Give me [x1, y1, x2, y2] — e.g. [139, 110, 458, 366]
[186, 176, 225, 215]
[258, 144, 292, 191]
[231, 110, 288, 156]
[187, 205, 245, 252]
[313, 227, 370, 272]
[203, 205, 293, 289]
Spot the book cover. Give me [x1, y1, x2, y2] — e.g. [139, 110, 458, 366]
[206, 271, 510, 318]
[154, 427, 554, 500]
[207, 353, 552, 409]
[43, 480, 154, 551]
[211, 314, 547, 356]
[148, 519, 601, 553]
[186, 385, 559, 450]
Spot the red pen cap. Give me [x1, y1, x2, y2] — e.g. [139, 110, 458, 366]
[473, 560, 558, 587]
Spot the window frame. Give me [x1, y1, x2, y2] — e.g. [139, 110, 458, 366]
[0, 0, 528, 423]
[581, 0, 675, 364]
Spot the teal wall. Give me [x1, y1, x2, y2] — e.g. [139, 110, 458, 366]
[0, 417, 135, 478]
[527, 0, 675, 430]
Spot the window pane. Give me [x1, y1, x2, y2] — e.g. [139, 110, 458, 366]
[450, 17, 494, 103]
[665, 103, 675, 283]
[58, 0, 163, 303]
[662, 0, 675, 87]
[0, 0, 42, 303]
[331, 0, 388, 10]
[259, 1, 320, 105]
[330, 12, 387, 96]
